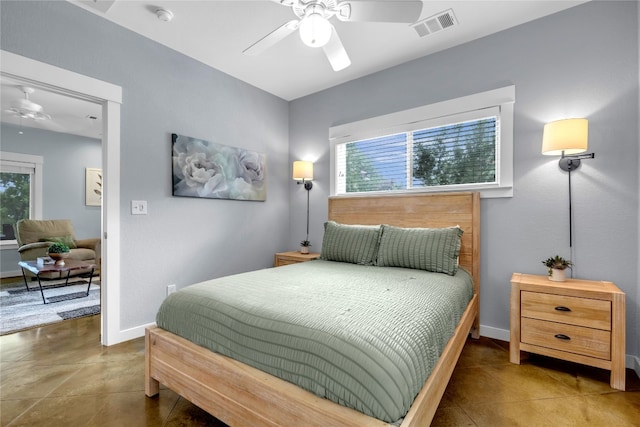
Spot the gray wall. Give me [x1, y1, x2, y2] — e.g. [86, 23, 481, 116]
[1, 1, 290, 330]
[1, 1, 638, 361]
[289, 1, 640, 359]
[637, 0, 640, 370]
[0, 123, 102, 274]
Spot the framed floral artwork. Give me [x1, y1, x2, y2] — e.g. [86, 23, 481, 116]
[85, 167, 102, 206]
[171, 133, 266, 201]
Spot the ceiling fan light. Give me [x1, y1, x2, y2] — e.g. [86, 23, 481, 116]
[299, 13, 332, 48]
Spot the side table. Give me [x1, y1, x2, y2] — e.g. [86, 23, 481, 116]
[510, 273, 625, 390]
[274, 251, 320, 267]
[19, 259, 96, 304]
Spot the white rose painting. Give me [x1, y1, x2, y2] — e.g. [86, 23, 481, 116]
[172, 133, 266, 201]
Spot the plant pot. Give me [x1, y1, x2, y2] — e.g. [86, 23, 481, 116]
[48, 252, 69, 266]
[549, 268, 566, 282]
[300, 246, 309, 254]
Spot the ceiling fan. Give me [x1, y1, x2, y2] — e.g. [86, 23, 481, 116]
[7, 86, 52, 121]
[243, 0, 424, 71]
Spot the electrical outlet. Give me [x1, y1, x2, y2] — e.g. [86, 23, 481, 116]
[167, 284, 176, 296]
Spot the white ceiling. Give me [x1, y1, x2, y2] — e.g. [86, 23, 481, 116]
[1, 0, 587, 138]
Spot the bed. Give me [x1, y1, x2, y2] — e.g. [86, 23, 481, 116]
[146, 192, 480, 426]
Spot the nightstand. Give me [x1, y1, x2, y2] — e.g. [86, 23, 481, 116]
[274, 251, 320, 267]
[510, 273, 626, 390]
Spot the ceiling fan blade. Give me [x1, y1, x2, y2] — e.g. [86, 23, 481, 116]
[270, 0, 300, 6]
[322, 27, 351, 72]
[336, 1, 423, 23]
[243, 20, 300, 56]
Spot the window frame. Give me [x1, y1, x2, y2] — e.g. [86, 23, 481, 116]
[329, 86, 515, 198]
[0, 151, 43, 248]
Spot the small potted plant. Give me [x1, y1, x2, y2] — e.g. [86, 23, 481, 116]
[300, 240, 311, 254]
[542, 255, 572, 282]
[48, 242, 70, 266]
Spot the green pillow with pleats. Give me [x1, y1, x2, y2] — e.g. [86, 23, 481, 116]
[320, 221, 381, 266]
[377, 225, 463, 275]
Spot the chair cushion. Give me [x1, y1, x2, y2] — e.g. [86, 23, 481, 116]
[69, 248, 95, 262]
[39, 235, 78, 249]
[16, 219, 76, 246]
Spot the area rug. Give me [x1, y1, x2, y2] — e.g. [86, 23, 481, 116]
[0, 278, 100, 335]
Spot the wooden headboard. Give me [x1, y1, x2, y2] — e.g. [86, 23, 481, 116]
[328, 192, 480, 294]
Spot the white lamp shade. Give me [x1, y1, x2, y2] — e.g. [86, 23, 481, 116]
[299, 13, 332, 47]
[542, 118, 588, 155]
[293, 161, 313, 181]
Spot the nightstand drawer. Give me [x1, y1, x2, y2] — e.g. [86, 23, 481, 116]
[276, 259, 300, 267]
[520, 317, 611, 360]
[274, 251, 320, 267]
[521, 291, 611, 330]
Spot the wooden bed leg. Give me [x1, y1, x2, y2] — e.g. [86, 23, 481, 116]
[146, 375, 160, 397]
[471, 320, 480, 339]
[145, 327, 160, 397]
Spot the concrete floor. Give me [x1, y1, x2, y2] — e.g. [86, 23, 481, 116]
[1, 315, 639, 426]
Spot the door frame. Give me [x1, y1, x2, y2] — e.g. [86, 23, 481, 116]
[1, 50, 123, 345]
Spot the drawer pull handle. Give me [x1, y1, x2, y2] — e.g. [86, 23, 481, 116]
[554, 334, 571, 341]
[554, 306, 572, 312]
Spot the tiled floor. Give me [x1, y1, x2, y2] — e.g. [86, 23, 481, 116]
[1, 315, 639, 426]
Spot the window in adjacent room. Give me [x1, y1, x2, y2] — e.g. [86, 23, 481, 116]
[0, 152, 43, 246]
[330, 86, 514, 198]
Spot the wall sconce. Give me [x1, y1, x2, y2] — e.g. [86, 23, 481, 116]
[542, 118, 595, 247]
[293, 161, 313, 245]
[542, 118, 594, 171]
[293, 160, 313, 190]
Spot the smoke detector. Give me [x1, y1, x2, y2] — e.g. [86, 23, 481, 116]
[156, 8, 174, 22]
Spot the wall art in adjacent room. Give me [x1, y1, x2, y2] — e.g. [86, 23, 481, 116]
[85, 168, 102, 206]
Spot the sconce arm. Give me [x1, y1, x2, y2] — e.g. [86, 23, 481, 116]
[559, 152, 595, 172]
[297, 180, 313, 190]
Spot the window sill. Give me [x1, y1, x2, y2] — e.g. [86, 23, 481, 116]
[0, 241, 18, 250]
[331, 185, 513, 199]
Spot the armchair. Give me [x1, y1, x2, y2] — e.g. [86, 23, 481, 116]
[16, 219, 101, 280]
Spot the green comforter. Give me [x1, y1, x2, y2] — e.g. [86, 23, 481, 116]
[156, 260, 473, 423]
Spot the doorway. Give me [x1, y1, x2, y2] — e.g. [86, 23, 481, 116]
[1, 50, 122, 345]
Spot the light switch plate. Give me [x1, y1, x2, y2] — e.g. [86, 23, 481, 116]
[131, 200, 148, 215]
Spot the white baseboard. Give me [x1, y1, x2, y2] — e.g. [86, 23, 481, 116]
[479, 324, 510, 342]
[113, 321, 156, 343]
[1, 270, 22, 279]
[628, 354, 640, 380]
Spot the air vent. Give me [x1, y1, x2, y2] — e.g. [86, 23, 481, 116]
[412, 9, 457, 38]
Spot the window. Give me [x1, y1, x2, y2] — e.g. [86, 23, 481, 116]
[0, 152, 43, 246]
[330, 86, 514, 198]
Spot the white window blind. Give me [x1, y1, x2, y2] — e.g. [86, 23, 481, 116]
[330, 86, 514, 198]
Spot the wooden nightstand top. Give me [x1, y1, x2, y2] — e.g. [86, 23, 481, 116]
[511, 273, 623, 299]
[276, 251, 320, 260]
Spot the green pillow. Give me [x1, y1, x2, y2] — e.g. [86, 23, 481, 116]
[41, 235, 77, 249]
[377, 225, 463, 275]
[320, 221, 381, 266]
